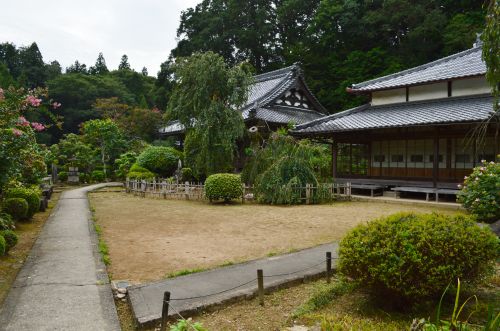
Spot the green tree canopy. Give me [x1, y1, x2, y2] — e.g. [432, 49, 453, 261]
[118, 54, 131, 70]
[89, 52, 109, 75]
[167, 52, 253, 177]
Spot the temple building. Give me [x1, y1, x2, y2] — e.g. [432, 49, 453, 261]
[292, 40, 498, 199]
[159, 63, 327, 138]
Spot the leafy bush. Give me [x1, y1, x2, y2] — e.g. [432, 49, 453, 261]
[338, 212, 499, 303]
[115, 152, 137, 179]
[91, 170, 105, 182]
[5, 187, 41, 219]
[170, 319, 207, 331]
[458, 158, 500, 222]
[127, 163, 156, 180]
[0, 230, 18, 253]
[136, 146, 181, 177]
[3, 198, 29, 221]
[58, 171, 68, 182]
[0, 213, 15, 230]
[181, 167, 194, 182]
[0, 235, 5, 256]
[205, 173, 242, 202]
[79, 173, 89, 183]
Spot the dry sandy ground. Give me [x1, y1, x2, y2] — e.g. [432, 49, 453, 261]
[89, 192, 461, 284]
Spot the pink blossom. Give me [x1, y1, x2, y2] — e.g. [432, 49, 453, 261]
[12, 129, 23, 137]
[30, 122, 45, 132]
[152, 107, 160, 113]
[17, 116, 30, 127]
[25, 95, 42, 107]
[52, 102, 61, 109]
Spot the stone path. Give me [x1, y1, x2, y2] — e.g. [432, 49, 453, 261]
[0, 184, 122, 331]
[129, 242, 338, 328]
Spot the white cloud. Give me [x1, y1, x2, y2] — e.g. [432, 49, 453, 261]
[0, 0, 200, 76]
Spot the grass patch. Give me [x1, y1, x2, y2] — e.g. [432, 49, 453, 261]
[90, 204, 111, 266]
[166, 268, 206, 278]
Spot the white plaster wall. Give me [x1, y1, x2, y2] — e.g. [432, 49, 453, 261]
[453, 76, 491, 97]
[409, 82, 447, 101]
[371, 88, 406, 105]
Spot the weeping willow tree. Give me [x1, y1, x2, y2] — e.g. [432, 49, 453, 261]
[167, 52, 253, 178]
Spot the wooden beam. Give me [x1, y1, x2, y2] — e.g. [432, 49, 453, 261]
[332, 141, 338, 179]
[433, 128, 439, 188]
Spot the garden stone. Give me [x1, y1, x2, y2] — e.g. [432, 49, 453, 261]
[489, 220, 500, 237]
[111, 280, 130, 291]
[117, 288, 127, 294]
[116, 293, 126, 299]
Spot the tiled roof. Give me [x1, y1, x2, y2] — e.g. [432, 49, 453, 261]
[293, 95, 495, 135]
[351, 46, 485, 92]
[159, 63, 326, 135]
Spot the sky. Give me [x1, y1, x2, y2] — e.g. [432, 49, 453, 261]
[0, 0, 200, 76]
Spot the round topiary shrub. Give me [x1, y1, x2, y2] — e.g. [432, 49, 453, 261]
[91, 170, 105, 182]
[338, 212, 499, 303]
[458, 159, 499, 223]
[0, 235, 6, 256]
[0, 230, 18, 253]
[5, 187, 41, 219]
[205, 173, 242, 202]
[3, 198, 29, 221]
[127, 163, 156, 180]
[58, 171, 68, 182]
[136, 146, 182, 177]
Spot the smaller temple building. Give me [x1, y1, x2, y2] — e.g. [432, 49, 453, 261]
[292, 41, 498, 195]
[159, 63, 327, 138]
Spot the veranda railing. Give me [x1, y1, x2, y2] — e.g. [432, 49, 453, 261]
[125, 178, 351, 203]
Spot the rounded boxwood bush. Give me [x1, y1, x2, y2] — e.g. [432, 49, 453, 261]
[127, 163, 156, 180]
[338, 212, 499, 303]
[205, 173, 243, 202]
[0, 235, 6, 256]
[458, 159, 499, 223]
[91, 170, 105, 182]
[58, 171, 68, 182]
[136, 146, 181, 177]
[5, 187, 41, 219]
[0, 230, 18, 253]
[3, 198, 29, 221]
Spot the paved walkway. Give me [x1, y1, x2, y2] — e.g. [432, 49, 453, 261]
[129, 242, 338, 328]
[0, 184, 122, 331]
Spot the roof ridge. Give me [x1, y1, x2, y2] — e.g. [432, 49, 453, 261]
[294, 104, 370, 130]
[351, 46, 482, 90]
[253, 63, 299, 82]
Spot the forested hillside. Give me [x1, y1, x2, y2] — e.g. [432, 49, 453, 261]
[0, 0, 487, 144]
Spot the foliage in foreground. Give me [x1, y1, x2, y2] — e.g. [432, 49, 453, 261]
[411, 279, 500, 331]
[338, 212, 499, 303]
[458, 158, 500, 222]
[204, 173, 242, 202]
[170, 318, 207, 331]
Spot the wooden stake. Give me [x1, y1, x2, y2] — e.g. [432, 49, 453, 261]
[326, 252, 332, 283]
[257, 269, 264, 306]
[160, 291, 170, 331]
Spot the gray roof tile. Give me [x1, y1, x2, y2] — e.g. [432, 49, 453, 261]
[351, 46, 485, 91]
[293, 95, 495, 134]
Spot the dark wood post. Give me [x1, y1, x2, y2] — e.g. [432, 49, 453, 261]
[433, 128, 439, 188]
[326, 252, 332, 283]
[160, 291, 171, 331]
[332, 141, 338, 179]
[257, 269, 264, 306]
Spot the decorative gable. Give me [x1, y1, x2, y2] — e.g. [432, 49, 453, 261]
[275, 88, 311, 109]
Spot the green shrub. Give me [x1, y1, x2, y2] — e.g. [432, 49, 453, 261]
[0, 213, 15, 230]
[115, 152, 137, 179]
[181, 168, 194, 182]
[338, 212, 499, 303]
[3, 198, 28, 221]
[205, 173, 242, 202]
[91, 170, 105, 182]
[127, 163, 156, 180]
[136, 146, 181, 177]
[0, 230, 18, 253]
[5, 187, 41, 219]
[0, 235, 5, 256]
[79, 173, 88, 183]
[58, 171, 68, 182]
[458, 158, 500, 222]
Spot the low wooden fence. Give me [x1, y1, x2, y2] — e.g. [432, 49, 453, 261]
[125, 178, 351, 203]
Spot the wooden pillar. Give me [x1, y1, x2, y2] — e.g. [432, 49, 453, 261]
[446, 138, 452, 179]
[332, 141, 338, 179]
[349, 143, 353, 175]
[432, 128, 439, 188]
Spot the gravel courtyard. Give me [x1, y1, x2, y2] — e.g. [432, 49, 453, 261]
[89, 192, 461, 284]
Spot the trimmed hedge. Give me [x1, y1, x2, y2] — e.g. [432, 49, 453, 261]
[136, 146, 181, 177]
[338, 212, 499, 303]
[205, 173, 243, 202]
[91, 170, 105, 182]
[127, 163, 156, 180]
[0, 236, 5, 256]
[5, 187, 41, 219]
[3, 198, 29, 221]
[0, 230, 18, 253]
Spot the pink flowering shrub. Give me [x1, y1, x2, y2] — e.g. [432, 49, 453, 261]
[458, 157, 500, 222]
